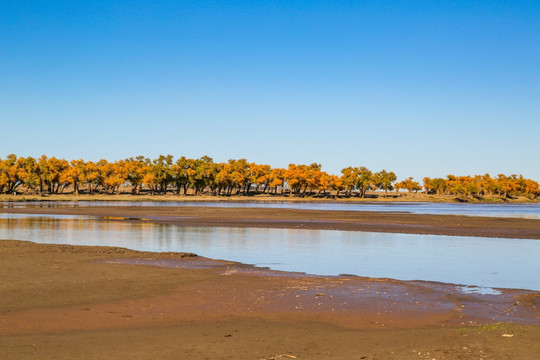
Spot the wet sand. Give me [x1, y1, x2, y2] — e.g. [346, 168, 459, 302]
[1, 240, 539, 359]
[1, 204, 540, 239]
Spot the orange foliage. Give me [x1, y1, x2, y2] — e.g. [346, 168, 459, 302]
[0, 154, 538, 200]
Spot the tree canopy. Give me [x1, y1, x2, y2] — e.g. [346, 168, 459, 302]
[0, 154, 538, 200]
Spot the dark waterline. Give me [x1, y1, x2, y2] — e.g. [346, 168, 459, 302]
[1, 213, 539, 292]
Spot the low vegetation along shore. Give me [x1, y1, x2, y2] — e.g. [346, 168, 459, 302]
[1, 240, 539, 359]
[0, 192, 539, 204]
[1, 154, 539, 201]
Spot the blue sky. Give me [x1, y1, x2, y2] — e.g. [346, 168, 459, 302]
[1, 1, 539, 181]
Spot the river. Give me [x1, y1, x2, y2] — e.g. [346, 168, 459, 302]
[1, 213, 538, 292]
[2, 201, 539, 219]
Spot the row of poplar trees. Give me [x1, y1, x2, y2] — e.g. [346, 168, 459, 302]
[0, 154, 538, 199]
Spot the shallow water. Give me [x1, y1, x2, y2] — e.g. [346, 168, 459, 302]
[2, 201, 539, 219]
[1, 213, 539, 291]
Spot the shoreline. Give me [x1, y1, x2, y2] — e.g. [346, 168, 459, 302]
[1, 240, 539, 359]
[3, 240, 539, 325]
[2, 204, 539, 239]
[99, 254, 534, 294]
[1, 193, 539, 204]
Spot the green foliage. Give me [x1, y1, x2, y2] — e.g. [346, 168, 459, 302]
[372, 170, 397, 197]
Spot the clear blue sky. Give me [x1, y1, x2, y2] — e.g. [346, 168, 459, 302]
[1, 1, 539, 181]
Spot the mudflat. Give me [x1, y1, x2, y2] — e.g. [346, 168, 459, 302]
[1, 204, 539, 239]
[1, 240, 539, 359]
[1, 205, 540, 359]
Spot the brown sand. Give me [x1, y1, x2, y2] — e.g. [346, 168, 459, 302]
[1, 203, 539, 239]
[1, 240, 539, 359]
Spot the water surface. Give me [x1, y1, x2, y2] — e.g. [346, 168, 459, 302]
[2, 201, 539, 219]
[1, 213, 538, 291]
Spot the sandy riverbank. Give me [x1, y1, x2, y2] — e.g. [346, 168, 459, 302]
[1, 240, 539, 359]
[1, 204, 539, 239]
